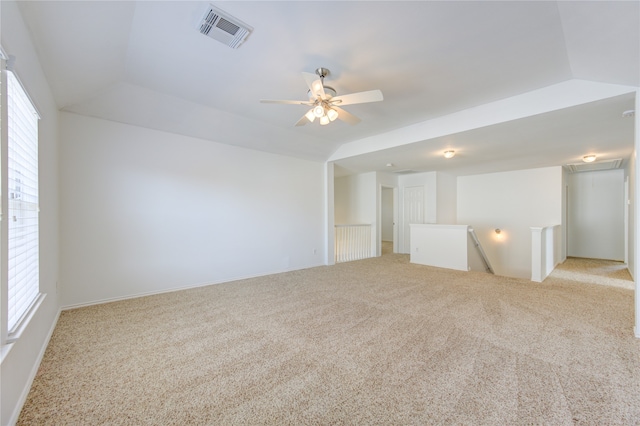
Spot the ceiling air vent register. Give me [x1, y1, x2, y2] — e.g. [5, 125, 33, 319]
[392, 169, 420, 175]
[198, 5, 253, 49]
[564, 158, 623, 173]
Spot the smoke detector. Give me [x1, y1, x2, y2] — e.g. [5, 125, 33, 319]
[197, 5, 253, 49]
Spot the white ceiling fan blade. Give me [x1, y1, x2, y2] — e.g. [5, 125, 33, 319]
[331, 89, 383, 106]
[302, 72, 326, 99]
[260, 99, 313, 105]
[294, 113, 310, 127]
[333, 106, 361, 125]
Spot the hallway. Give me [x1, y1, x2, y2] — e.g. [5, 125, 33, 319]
[381, 241, 393, 256]
[550, 257, 633, 290]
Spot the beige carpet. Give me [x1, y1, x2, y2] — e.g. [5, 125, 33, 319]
[18, 254, 640, 425]
[381, 240, 393, 255]
[551, 256, 634, 290]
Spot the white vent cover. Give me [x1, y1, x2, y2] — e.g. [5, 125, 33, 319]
[564, 158, 622, 173]
[198, 5, 252, 49]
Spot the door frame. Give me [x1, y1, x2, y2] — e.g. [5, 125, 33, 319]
[401, 185, 426, 254]
[378, 184, 398, 256]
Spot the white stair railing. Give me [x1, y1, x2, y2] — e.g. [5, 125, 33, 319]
[335, 224, 372, 263]
[468, 227, 494, 274]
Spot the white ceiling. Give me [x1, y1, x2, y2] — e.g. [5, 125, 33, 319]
[12, 1, 640, 176]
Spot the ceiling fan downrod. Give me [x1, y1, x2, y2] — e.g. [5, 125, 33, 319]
[315, 67, 330, 81]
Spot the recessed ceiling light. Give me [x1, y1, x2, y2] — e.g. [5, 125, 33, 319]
[443, 150, 455, 159]
[583, 154, 597, 163]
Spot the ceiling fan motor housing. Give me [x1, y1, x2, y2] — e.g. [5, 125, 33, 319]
[308, 86, 336, 101]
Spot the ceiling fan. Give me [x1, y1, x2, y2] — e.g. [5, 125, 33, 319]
[260, 68, 383, 126]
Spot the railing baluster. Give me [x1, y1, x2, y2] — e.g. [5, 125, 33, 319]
[334, 224, 372, 263]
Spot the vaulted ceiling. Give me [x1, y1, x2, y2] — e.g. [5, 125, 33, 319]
[10, 1, 640, 175]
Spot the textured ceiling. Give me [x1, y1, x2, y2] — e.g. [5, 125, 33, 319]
[10, 1, 640, 175]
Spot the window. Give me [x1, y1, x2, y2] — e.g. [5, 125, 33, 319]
[2, 62, 40, 338]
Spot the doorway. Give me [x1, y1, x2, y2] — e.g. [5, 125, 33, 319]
[380, 186, 397, 255]
[566, 169, 625, 261]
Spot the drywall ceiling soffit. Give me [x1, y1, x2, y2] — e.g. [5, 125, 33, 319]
[12, 1, 640, 168]
[61, 82, 337, 162]
[329, 80, 637, 162]
[332, 92, 636, 178]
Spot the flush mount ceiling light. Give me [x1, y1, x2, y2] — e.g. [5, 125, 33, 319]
[583, 154, 597, 163]
[443, 150, 456, 159]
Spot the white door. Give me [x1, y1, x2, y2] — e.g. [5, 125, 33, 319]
[403, 186, 424, 253]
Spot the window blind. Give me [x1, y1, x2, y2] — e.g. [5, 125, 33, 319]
[6, 70, 39, 332]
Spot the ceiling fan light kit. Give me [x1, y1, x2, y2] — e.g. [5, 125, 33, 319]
[260, 67, 383, 126]
[304, 109, 316, 123]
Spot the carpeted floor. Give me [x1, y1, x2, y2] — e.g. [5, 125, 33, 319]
[18, 254, 640, 425]
[551, 256, 634, 290]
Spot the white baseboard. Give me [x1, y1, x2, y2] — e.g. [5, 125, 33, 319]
[9, 308, 61, 426]
[62, 262, 327, 311]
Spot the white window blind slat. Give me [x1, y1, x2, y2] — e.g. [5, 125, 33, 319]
[6, 70, 39, 332]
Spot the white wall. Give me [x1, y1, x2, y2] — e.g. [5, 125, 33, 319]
[567, 169, 625, 261]
[334, 172, 377, 224]
[410, 224, 470, 271]
[333, 172, 377, 257]
[458, 166, 563, 279]
[325, 162, 336, 266]
[59, 112, 325, 307]
[1, 2, 61, 424]
[435, 172, 457, 224]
